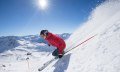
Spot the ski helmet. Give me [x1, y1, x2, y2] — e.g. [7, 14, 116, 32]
[40, 30, 48, 36]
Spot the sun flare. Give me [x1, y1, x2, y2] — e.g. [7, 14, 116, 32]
[38, 0, 47, 9]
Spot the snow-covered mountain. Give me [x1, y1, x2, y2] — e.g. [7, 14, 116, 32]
[57, 33, 71, 40]
[21, 33, 71, 43]
[0, 0, 120, 72]
[0, 36, 20, 53]
[0, 33, 70, 53]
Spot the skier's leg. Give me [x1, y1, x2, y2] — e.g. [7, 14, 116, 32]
[52, 49, 58, 56]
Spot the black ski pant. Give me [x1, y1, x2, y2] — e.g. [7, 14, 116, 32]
[52, 49, 59, 57]
[52, 49, 65, 57]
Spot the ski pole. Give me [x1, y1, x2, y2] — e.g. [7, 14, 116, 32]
[26, 57, 30, 72]
[65, 34, 97, 53]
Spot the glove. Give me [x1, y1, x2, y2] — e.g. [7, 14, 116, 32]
[48, 44, 50, 47]
[58, 54, 63, 58]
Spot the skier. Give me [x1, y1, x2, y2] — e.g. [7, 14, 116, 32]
[40, 30, 66, 58]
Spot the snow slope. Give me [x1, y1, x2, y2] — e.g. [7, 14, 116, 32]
[43, 0, 120, 72]
[0, 0, 120, 72]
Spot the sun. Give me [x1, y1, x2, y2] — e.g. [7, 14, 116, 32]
[38, 0, 47, 9]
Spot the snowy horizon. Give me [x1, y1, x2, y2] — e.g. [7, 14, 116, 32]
[0, 33, 71, 37]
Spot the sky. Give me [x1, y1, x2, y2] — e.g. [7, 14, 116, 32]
[0, 0, 105, 36]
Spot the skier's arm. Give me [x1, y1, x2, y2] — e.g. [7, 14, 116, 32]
[48, 44, 50, 46]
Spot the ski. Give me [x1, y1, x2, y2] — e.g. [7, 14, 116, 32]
[38, 50, 70, 72]
[38, 57, 58, 71]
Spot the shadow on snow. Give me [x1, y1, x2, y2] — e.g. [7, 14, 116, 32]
[53, 53, 71, 72]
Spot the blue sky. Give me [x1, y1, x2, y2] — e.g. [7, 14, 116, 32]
[0, 0, 105, 36]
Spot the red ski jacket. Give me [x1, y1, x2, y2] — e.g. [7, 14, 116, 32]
[45, 32, 66, 55]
